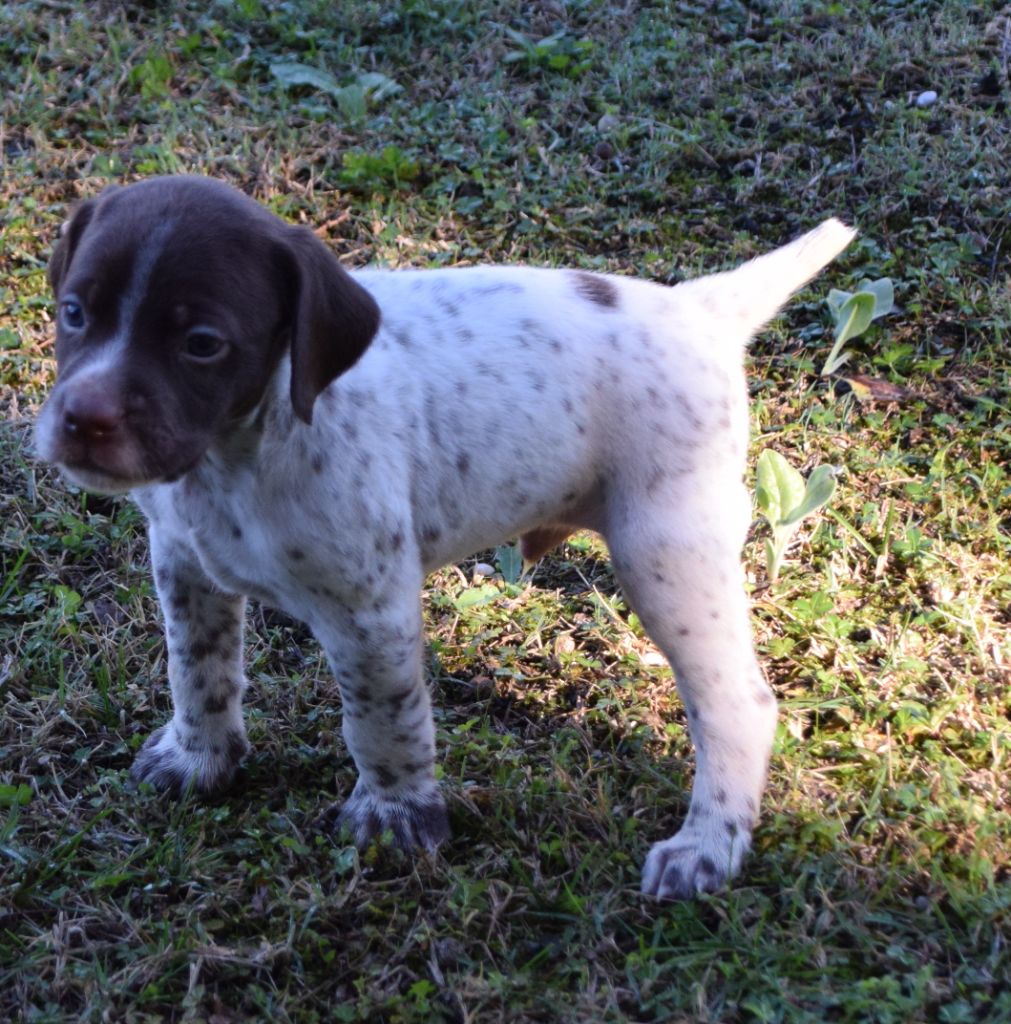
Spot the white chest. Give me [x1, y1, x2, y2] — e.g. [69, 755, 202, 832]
[136, 462, 398, 623]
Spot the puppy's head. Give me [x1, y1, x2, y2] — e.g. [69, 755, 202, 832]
[35, 176, 379, 494]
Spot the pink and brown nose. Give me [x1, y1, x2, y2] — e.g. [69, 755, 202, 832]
[62, 383, 124, 442]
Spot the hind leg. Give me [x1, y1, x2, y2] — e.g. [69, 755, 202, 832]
[606, 482, 777, 899]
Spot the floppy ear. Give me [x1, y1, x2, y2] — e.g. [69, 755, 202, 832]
[48, 194, 105, 296]
[279, 226, 380, 424]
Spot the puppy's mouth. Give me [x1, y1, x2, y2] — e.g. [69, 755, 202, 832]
[36, 395, 205, 495]
[54, 447, 204, 495]
[39, 423, 163, 494]
[56, 458, 158, 495]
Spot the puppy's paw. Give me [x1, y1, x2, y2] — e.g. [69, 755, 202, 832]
[337, 782, 450, 853]
[641, 823, 752, 900]
[131, 722, 249, 796]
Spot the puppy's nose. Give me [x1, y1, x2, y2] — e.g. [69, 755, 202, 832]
[63, 386, 124, 441]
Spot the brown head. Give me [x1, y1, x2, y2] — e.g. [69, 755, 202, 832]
[35, 176, 379, 493]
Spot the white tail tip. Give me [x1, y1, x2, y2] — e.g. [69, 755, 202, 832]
[688, 218, 857, 338]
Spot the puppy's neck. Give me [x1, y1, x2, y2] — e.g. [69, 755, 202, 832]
[197, 398, 274, 483]
[182, 361, 297, 492]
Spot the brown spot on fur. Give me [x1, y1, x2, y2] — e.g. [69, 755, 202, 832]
[385, 687, 415, 710]
[204, 692, 230, 714]
[225, 729, 248, 762]
[572, 271, 620, 309]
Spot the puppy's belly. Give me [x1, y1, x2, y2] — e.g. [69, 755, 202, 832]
[414, 472, 606, 572]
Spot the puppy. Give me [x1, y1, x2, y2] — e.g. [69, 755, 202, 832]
[35, 176, 853, 898]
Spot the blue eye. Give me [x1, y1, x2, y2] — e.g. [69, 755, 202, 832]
[61, 301, 85, 330]
[183, 330, 228, 362]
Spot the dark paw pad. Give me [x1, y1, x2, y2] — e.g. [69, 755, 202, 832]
[337, 785, 450, 853]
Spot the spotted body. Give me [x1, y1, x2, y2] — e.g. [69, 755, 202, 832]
[34, 176, 854, 897]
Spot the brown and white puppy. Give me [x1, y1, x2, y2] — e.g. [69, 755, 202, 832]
[35, 176, 854, 898]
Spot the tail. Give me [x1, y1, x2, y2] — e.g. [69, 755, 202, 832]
[681, 218, 856, 338]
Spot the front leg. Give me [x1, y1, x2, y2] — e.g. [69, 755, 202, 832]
[315, 591, 449, 852]
[132, 526, 249, 794]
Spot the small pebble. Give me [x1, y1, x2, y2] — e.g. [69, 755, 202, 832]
[915, 90, 938, 108]
[554, 635, 576, 656]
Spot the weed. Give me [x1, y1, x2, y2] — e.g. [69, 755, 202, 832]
[502, 27, 594, 77]
[821, 277, 896, 376]
[755, 449, 838, 584]
[270, 63, 402, 123]
[338, 146, 420, 194]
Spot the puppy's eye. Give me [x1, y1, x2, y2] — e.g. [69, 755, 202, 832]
[61, 301, 85, 330]
[183, 330, 228, 363]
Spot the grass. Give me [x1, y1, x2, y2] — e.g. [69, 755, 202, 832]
[1, 0, 1009, 1020]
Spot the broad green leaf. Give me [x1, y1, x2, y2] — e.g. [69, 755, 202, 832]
[53, 585, 82, 617]
[333, 85, 368, 120]
[535, 29, 569, 50]
[755, 482, 773, 517]
[273, 66, 402, 114]
[0, 783, 32, 806]
[90, 872, 136, 889]
[755, 449, 805, 527]
[502, 27, 535, 54]
[503, 26, 532, 46]
[856, 277, 895, 319]
[270, 61, 342, 97]
[833, 292, 876, 346]
[828, 279, 893, 324]
[495, 544, 523, 584]
[782, 465, 838, 525]
[454, 584, 499, 611]
[826, 287, 852, 319]
[355, 72, 402, 101]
